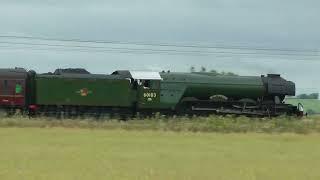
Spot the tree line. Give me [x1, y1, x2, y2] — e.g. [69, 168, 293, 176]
[297, 93, 319, 99]
[189, 66, 238, 76]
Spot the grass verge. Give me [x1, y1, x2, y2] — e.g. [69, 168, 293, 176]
[0, 115, 319, 134]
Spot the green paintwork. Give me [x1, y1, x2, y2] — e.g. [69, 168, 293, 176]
[157, 82, 187, 109]
[33, 71, 267, 111]
[153, 72, 266, 109]
[135, 80, 161, 109]
[35, 74, 134, 107]
[137, 88, 160, 107]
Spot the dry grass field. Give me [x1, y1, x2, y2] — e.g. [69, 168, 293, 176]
[0, 115, 320, 179]
[1, 127, 320, 180]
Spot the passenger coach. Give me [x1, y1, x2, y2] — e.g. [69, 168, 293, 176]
[0, 68, 28, 113]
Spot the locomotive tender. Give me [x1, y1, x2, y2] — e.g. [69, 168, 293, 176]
[0, 68, 303, 117]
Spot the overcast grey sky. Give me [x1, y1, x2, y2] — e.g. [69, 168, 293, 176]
[0, 0, 319, 94]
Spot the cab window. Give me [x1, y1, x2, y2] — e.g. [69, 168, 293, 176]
[142, 80, 160, 89]
[143, 80, 151, 89]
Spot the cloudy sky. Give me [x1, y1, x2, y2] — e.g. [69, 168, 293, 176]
[0, 0, 319, 94]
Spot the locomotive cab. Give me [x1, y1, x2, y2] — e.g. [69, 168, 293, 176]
[129, 71, 162, 109]
[112, 70, 162, 109]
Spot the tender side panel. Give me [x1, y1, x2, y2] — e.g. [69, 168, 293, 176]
[35, 76, 133, 107]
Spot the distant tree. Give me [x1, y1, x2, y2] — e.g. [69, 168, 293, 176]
[307, 109, 316, 115]
[190, 66, 196, 72]
[310, 93, 319, 99]
[200, 66, 206, 72]
[225, 72, 238, 76]
[209, 70, 219, 76]
[297, 93, 319, 99]
[297, 94, 307, 99]
[189, 66, 238, 76]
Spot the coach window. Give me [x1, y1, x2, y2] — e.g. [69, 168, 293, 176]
[15, 83, 23, 94]
[2, 80, 9, 95]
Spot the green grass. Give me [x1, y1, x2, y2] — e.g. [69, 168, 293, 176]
[286, 98, 320, 114]
[1, 115, 320, 134]
[1, 128, 320, 180]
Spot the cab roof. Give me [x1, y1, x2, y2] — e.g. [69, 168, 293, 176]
[112, 70, 162, 80]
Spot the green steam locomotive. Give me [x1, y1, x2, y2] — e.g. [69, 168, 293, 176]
[0, 68, 303, 117]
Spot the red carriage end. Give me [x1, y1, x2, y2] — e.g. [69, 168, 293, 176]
[0, 68, 28, 108]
